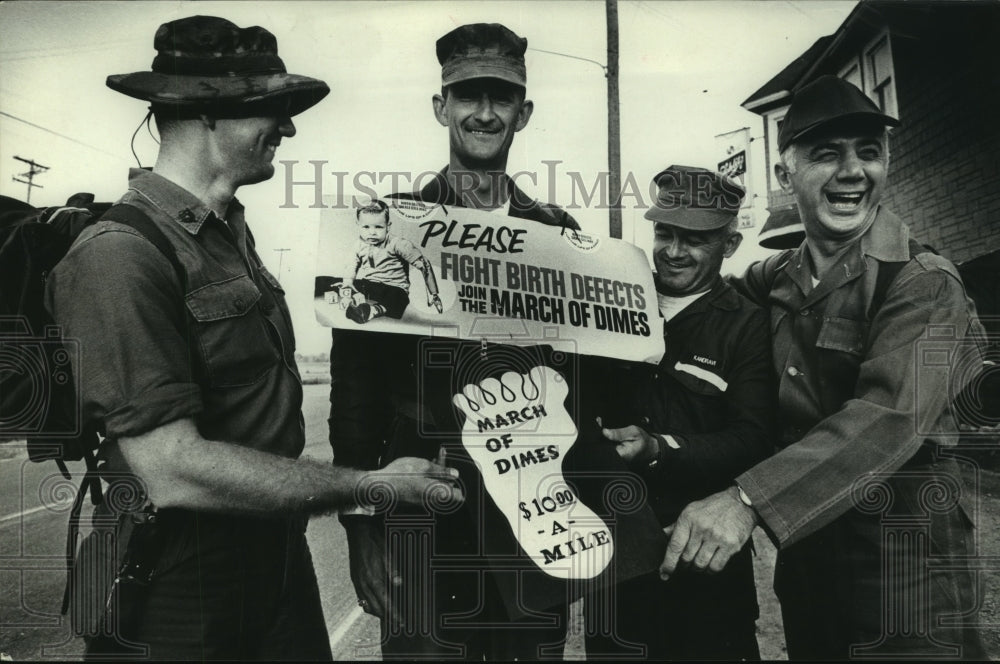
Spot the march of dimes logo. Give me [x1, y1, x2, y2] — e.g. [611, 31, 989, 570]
[562, 228, 601, 253]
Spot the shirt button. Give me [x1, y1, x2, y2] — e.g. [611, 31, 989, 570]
[233, 297, 245, 311]
[787, 366, 801, 377]
[800, 308, 810, 316]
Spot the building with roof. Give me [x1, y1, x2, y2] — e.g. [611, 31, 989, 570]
[741, 1, 1000, 266]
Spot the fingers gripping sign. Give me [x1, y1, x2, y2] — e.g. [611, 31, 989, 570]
[452, 366, 614, 579]
[598, 419, 658, 464]
[659, 486, 757, 580]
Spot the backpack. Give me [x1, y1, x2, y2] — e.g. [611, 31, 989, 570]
[0, 195, 184, 613]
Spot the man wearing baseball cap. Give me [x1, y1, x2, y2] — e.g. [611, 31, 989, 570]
[329, 22, 581, 660]
[585, 166, 773, 659]
[46, 16, 462, 660]
[659, 76, 986, 658]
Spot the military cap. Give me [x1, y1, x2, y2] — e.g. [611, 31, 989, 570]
[644, 165, 745, 231]
[778, 75, 899, 152]
[107, 15, 330, 116]
[436, 23, 527, 87]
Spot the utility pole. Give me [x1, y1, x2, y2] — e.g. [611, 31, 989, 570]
[273, 248, 291, 281]
[12, 155, 49, 204]
[606, 0, 622, 239]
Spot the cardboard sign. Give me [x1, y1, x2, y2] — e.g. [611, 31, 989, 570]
[314, 199, 667, 617]
[314, 199, 664, 364]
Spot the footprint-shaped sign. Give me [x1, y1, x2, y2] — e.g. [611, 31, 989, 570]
[453, 366, 613, 579]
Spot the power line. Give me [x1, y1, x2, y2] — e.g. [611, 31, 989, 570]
[527, 47, 607, 74]
[0, 111, 125, 161]
[0, 39, 144, 62]
[12, 155, 48, 203]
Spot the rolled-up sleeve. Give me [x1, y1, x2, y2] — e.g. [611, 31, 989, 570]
[45, 225, 202, 439]
[738, 258, 981, 547]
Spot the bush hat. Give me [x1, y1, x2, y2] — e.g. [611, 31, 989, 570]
[107, 16, 329, 116]
[644, 165, 745, 231]
[437, 23, 527, 88]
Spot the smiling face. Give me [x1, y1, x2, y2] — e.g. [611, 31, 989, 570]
[432, 78, 533, 170]
[357, 211, 389, 245]
[775, 124, 888, 244]
[212, 112, 296, 187]
[652, 222, 742, 296]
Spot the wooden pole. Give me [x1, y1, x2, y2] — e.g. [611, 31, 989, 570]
[606, 0, 622, 239]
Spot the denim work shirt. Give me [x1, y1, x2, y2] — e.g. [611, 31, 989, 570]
[730, 208, 983, 547]
[46, 169, 304, 457]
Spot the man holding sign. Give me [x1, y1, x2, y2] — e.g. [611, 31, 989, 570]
[586, 166, 774, 660]
[662, 76, 986, 659]
[328, 23, 586, 660]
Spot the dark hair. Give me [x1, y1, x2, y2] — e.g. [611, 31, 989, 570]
[356, 199, 390, 223]
[151, 97, 295, 135]
[150, 105, 190, 137]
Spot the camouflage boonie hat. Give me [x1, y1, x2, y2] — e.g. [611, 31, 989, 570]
[107, 16, 329, 116]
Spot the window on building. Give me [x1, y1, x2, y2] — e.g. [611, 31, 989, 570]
[863, 31, 898, 119]
[839, 58, 863, 91]
[766, 108, 788, 193]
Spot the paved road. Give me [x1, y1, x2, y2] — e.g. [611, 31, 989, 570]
[0, 384, 386, 661]
[3, 384, 997, 660]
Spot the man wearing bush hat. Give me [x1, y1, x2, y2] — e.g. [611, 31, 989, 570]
[660, 75, 986, 659]
[47, 15, 462, 660]
[584, 165, 772, 659]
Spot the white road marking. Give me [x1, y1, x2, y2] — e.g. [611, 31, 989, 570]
[0, 503, 67, 526]
[328, 605, 366, 654]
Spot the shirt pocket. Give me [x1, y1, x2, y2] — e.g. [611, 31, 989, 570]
[816, 316, 869, 357]
[186, 275, 280, 387]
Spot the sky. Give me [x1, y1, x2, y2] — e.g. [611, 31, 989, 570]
[0, 0, 856, 355]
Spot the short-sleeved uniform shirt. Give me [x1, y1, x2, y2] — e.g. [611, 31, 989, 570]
[45, 168, 304, 457]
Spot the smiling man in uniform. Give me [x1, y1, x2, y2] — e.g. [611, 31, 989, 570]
[46, 16, 462, 660]
[658, 75, 986, 659]
[587, 166, 773, 660]
[329, 22, 580, 660]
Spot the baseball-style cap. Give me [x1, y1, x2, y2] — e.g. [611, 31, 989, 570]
[777, 75, 899, 152]
[757, 205, 805, 250]
[107, 15, 329, 116]
[644, 165, 745, 231]
[436, 23, 527, 87]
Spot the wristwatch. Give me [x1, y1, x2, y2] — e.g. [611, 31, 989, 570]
[648, 434, 680, 470]
[735, 484, 753, 508]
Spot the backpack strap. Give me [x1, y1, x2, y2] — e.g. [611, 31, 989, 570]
[100, 203, 184, 282]
[870, 238, 933, 318]
[60, 203, 185, 616]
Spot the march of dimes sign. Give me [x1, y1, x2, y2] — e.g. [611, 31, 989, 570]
[314, 199, 665, 580]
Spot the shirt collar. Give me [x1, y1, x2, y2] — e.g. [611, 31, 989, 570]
[654, 275, 739, 313]
[421, 166, 532, 213]
[859, 207, 910, 262]
[126, 168, 242, 235]
[781, 206, 909, 303]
